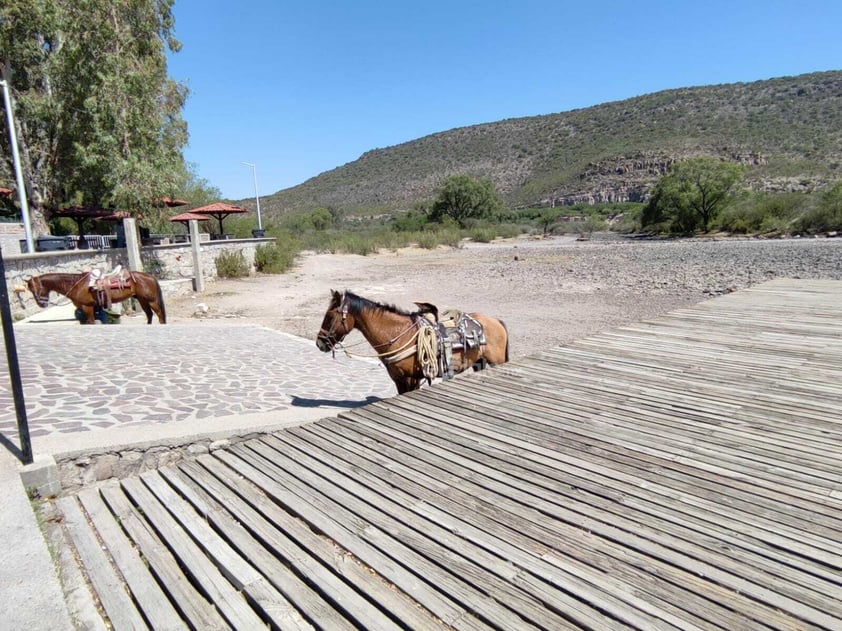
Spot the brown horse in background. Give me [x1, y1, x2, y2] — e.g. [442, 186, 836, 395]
[316, 290, 508, 394]
[27, 271, 166, 324]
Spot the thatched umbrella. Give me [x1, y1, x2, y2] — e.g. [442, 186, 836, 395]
[168, 211, 210, 233]
[53, 206, 120, 247]
[188, 202, 248, 236]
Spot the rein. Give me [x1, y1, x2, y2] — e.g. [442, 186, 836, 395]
[333, 320, 421, 361]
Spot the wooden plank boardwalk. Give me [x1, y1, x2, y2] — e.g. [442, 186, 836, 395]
[56, 278, 842, 630]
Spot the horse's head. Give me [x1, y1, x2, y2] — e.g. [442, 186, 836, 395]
[26, 276, 50, 308]
[316, 290, 356, 352]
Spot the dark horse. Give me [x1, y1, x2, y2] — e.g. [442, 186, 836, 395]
[316, 290, 508, 394]
[27, 271, 167, 324]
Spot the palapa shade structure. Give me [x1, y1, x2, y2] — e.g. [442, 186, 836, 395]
[188, 202, 248, 236]
[52, 206, 124, 246]
[168, 211, 210, 232]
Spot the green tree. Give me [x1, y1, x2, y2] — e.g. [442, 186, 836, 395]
[309, 207, 333, 230]
[430, 175, 504, 228]
[642, 157, 745, 233]
[797, 180, 842, 233]
[538, 207, 562, 234]
[0, 0, 188, 235]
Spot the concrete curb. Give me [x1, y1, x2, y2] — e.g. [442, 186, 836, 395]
[0, 450, 73, 630]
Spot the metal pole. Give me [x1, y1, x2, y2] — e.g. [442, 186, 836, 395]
[1, 79, 35, 254]
[0, 246, 33, 464]
[241, 161, 262, 230]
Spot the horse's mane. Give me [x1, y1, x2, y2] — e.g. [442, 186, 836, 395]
[339, 290, 414, 317]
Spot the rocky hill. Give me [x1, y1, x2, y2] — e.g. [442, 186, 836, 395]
[255, 70, 842, 218]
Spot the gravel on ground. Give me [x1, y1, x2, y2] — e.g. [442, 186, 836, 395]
[163, 234, 842, 360]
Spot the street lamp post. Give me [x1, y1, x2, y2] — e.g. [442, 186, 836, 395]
[241, 161, 263, 232]
[1, 78, 34, 253]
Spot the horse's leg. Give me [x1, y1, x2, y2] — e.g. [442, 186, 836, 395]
[82, 305, 96, 324]
[394, 375, 421, 394]
[151, 300, 166, 324]
[137, 299, 154, 324]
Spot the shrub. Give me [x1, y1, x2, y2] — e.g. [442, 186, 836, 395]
[142, 256, 168, 279]
[719, 192, 806, 234]
[414, 231, 441, 249]
[215, 249, 250, 278]
[255, 242, 296, 274]
[254, 231, 301, 273]
[468, 227, 496, 243]
[324, 234, 379, 256]
[797, 182, 842, 233]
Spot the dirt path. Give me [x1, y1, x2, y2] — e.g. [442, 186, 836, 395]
[161, 234, 842, 360]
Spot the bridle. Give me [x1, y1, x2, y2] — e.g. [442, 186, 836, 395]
[28, 277, 50, 308]
[318, 293, 352, 351]
[318, 291, 423, 362]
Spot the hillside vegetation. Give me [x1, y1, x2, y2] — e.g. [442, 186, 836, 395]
[254, 71, 842, 219]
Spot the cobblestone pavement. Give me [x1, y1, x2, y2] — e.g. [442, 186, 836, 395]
[0, 322, 396, 441]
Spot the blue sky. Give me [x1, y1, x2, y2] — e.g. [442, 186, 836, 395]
[167, 0, 842, 201]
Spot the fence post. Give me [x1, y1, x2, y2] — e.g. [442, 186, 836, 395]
[189, 219, 204, 292]
[123, 217, 142, 271]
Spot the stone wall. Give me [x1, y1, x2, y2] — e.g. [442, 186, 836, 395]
[3, 237, 273, 321]
[0, 221, 26, 254]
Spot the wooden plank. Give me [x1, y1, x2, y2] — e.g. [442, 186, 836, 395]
[338, 400, 833, 628]
[159, 462, 396, 631]
[120, 476, 268, 629]
[384, 390, 842, 575]
[437, 378, 842, 508]
[56, 496, 149, 630]
[98, 482, 231, 630]
[75, 488, 187, 630]
[237, 438, 543, 631]
[314, 411, 842, 597]
[321, 411, 837, 629]
[211, 447, 492, 631]
[419, 385, 842, 546]
[284, 424, 730, 631]
[265, 430, 614, 631]
[182, 456, 442, 628]
[138, 470, 313, 630]
[179, 455, 440, 630]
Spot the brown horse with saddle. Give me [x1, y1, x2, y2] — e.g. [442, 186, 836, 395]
[316, 290, 508, 393]
[27, 269, 166, 324]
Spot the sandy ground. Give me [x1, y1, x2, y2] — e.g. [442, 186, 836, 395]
[160, 234, 842, 361]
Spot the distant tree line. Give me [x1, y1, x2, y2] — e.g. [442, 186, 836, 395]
[639, 157, 841, 236]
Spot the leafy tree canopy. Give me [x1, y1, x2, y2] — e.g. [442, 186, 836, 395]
[642, 157, 745, 233]
[0, 0, 188, 234]
[430, 175, 504, 228]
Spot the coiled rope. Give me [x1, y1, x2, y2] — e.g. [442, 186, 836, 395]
[416, 324, 439, 381]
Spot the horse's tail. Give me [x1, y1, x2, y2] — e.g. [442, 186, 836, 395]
[156, 277, 167, 324]
[499, 318, 510, 363]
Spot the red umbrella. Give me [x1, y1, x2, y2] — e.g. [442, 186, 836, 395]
[188, 202, 248, 236]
